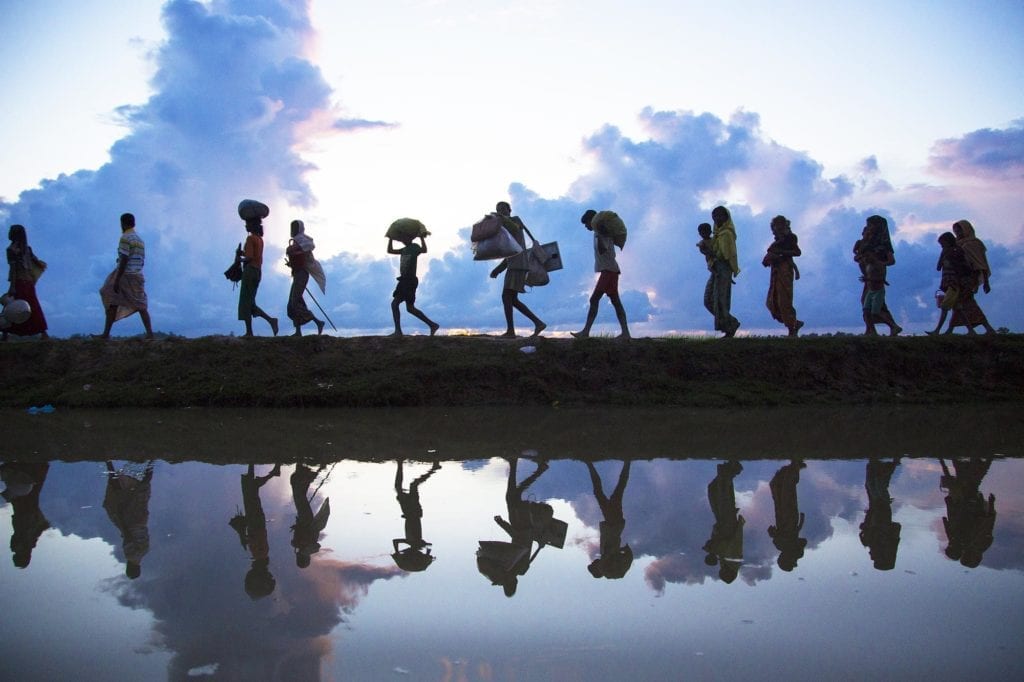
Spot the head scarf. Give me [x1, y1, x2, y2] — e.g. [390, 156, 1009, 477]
[711, 207, 740, 275]
[953, 219, 990, 277]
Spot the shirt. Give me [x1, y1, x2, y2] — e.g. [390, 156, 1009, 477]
[594, 233, 620, 273]
[399, 242, 423, 278]
[118, 229, 145, 274]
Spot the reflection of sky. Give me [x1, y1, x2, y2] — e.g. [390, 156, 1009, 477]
[1, 457, 1022, 680]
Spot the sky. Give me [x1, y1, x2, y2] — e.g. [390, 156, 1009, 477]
[1, 0, 1022, 337]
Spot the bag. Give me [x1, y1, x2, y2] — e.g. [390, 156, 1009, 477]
[525, 243, 550, 286]
[285, 240, 307, 269]
[472, 226, 523, 261]
[538, 241, 562, 272]
[237, 199, 270, 221]
[471, 214, 502, 242]
[592, 210, 627, 248]
[29, 257, 47, 283]
[386, 218, 429, 241]
[224, 260, 243, 283]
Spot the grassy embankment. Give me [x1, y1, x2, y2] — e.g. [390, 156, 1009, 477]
[1, 332, 1022, 408]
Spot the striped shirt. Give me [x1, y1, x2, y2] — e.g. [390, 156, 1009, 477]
[118, 229, 145, 274]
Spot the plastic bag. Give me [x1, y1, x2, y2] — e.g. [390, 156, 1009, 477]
[473, 226, 523, 261]
[525, 243, 550, 286]
[471, 214, 502, 242]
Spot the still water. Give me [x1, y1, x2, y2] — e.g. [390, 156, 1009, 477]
[1, 407, 1022, 681]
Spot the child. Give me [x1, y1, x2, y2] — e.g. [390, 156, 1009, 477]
[696, 223, 716, 325]
[927, 232, 969, 335]
[388, 234, 440, 337]
[858, 247, 900, 336]
[572, 209, 630, 339]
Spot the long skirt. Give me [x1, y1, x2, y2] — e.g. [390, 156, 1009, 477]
[287, 268, 315, 325]
[6, 279, 47, 336]
[710, 260, 739, 334]
[99, 271, 147, 321]
[950, 290, 988, 328]
[237, 265, 266, 320]
[766, 261, 799, 330]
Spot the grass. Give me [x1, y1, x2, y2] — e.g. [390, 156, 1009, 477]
[1, 332, 1022, 408]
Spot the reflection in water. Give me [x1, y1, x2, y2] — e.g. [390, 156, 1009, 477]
[103, 460, 154, 579]
[1, 462, 50, 568]
[229, 463, 282, 599]
[768, 460, 807, 571]
[290, 462, 331, 569]
[585, 460, 632, 579]
[861, 458, 902, 571]
[704, 460, 745, 583]
[0, 454, 1022, 680]
[941, 458, 997, 568]
[392, 459, 441, 572]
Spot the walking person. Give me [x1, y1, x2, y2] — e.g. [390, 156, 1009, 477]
[237, 213, 278, 337]
[762, 215, 804, 336]
[489, 201, 545, 338]
[572, 209, 630, 339]
[853, 215, 901, 336]
[285, 220, 325, 336]
[709, 206, 740, 337]
[98, 213, 154, 339]
[4, 224, 48, 340]
[388, 231, 440, 337]
[948, 219, 996, 335]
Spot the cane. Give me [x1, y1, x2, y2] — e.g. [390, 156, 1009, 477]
[305, 287, 338, 332]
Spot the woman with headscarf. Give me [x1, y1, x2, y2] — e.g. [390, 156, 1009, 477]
[947, 219, 996, 334]
[284, 220, 325, 336]
[4, 224, 48, 340]
[762, 215, 804, 336]
[853, 215, 901, 335]
[709, 206, 740, 337]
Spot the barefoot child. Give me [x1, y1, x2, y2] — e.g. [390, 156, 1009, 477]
[388, 233, 439, 337]
[858, 247, 900, 336]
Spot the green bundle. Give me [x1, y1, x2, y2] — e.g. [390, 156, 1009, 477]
[592, 211, 627, 248]
[386, 218, 430, 241]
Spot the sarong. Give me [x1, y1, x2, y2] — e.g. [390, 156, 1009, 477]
[99, 270, 147, 321]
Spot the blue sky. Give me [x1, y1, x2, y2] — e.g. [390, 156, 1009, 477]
[1, 0, 1022, 337]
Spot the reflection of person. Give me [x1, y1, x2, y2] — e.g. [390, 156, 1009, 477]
[940, 458, 996, 568]
[387, 234, 439, 337]
[229, 464, 281, 598]
[477, 456, 548, 597]
[237, 215, 279, 337]
[489, 202, 546, 338]
[703, 460, 744, 583]
[767, 460, 807, 571]
[709, 206, 741, 337]
[5, 224, 48, 340]
[391, 460, 441, 572]
[98, 213, 154, 339]
[572, 209, 631, 339]
[762, 215, 804, 336]
[285, 220, 326, 336]
[1, 462, 50, 568]
[103, 461, 155, 579]
[853, 215, 901, 336]
[290, 463, 330, 568]
[585, 460, 633, 579]
[859, 458, 901, 570]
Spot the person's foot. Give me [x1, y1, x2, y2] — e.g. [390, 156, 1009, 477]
[270, 463, 282, 477]
[789, 320, 804, 337]
[92, 333, 110, 340]
[531, 322, 546, 337]
[889, 324, 902, 337]
[570, 330, 588, 339]
[500, 331, 516, 338]
[269, 317, 279, 336]
[292, 330, 302, 337]
[315, 319, 325, 335]
[388, 331, 403, 338]
[40, 331, 49, 340]
[429, 322, 440, 336]
[617, 332, 631, 340]
[864, 328, 878, 336]
[925, 329, 938, 336]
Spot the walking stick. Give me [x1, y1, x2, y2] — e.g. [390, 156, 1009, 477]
[304, 287, 338, 332]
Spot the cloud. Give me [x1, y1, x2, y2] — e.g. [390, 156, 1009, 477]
[929, 120, 1024, 179]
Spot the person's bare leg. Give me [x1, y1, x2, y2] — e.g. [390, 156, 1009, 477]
[611, 293, 630, 339]
[139, 310, 154, 339]
[390, 298, 403, 337]
[406, 303, 438, 335]
[572, 293, 601, 338]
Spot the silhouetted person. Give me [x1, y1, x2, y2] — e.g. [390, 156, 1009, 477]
[489, 201, 546, 338]
[940, 458, 996, 568]
[947, 220, 997, 335]
[98, 212, 154, 338]
[477, 456, 549, 597]
[703, 460, 744, 583]
[1, 462, 50, 568]
[762, 215, 804, 336]
[853, 215, 901, 336]
[103, 460, 155, 579]
[708, 206, 741, 337]
[860, 458, 901, 570]
[571, 209, 630, 339]
[585, 460, 633, 579]
[229, 463, 281, 599]
[767, 460, 807, 571]
[927, 231, 973, 335]
[391, 460, 441, 572]
[290, 462, 330, 569]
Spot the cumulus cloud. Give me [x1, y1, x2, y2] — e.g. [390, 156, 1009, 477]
[929, 120, 1024, 179]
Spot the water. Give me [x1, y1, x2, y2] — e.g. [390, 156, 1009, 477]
[1, 407, 1022, 681]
